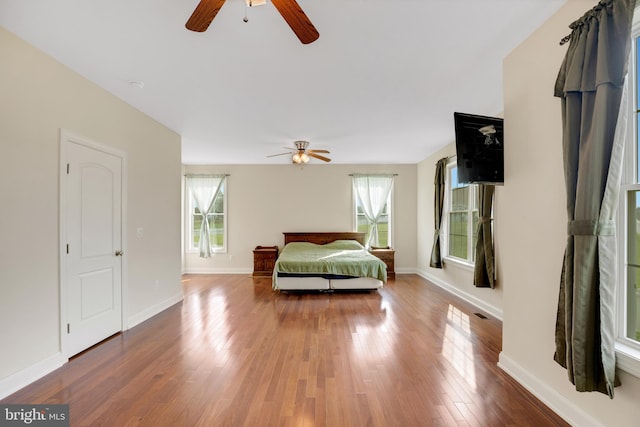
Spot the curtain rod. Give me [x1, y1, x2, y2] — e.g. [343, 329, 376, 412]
[559, 0, 609, 45]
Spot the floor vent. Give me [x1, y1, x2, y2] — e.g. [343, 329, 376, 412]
[474, 312, 487, 319]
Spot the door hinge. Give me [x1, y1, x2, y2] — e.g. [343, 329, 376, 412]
[66, 244, 69, 254]
[66, 163, 70, 174]
[67, 323, 70, 334]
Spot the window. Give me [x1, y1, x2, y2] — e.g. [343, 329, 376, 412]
[617, 15, 640, 377]
[355, 195, 391, 247]
[352, 174, 394, 248]
[444, 159, 478, 265]
[186, 175, 227, 254]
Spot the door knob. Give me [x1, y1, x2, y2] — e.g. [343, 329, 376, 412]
[115, 250, 124, 256]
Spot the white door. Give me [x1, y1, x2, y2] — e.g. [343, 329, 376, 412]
[64, 138, 123, 356]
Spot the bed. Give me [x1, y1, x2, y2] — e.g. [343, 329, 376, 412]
[272, 232, 387, 291]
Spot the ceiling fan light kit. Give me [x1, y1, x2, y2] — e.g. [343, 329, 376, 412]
[292, 152, 309, 164]
[267, 140, 332, 164]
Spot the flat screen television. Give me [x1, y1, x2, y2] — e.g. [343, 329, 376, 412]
[453, 112, 504, 185]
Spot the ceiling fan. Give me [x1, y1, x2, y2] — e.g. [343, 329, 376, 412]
[268, 141, 331, 163]
[185, 0, 319, 44]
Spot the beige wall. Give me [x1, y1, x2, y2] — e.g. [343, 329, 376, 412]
[417, 144, 504, 320]
[182, 164, 417, 274]
[498, 1, 640, 426]
[0, 28, 182, 395]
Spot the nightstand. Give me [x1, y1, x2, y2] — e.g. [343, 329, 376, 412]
[370, 248, 395, 279]
[253, 246, 278, 277]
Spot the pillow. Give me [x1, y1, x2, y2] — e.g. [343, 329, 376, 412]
[324, 240, 364, 250]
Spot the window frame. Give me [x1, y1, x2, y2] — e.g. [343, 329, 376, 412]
[185, 179, 228, 254]
[616, 8, 640, 378]
[442, 158, 478, 269]
[352, 178, 394, 249]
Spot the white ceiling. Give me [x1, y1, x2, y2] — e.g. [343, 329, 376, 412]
[0, 0, 568, 164]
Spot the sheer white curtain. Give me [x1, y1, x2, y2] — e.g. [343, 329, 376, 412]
[352, 174, 394, 248]
[186, 174, 226, 258]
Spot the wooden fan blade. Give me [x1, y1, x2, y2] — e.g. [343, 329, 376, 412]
[186, 0, 227, 32]
[308, 152, 331, 162]
[308, 149, 330, 154]
[271, 0, 319, 44]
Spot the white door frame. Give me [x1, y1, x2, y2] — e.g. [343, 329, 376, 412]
[59, 128, 128, 359]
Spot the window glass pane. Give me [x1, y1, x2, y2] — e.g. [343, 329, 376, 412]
[213, 187, 224, 213]
[451, 187, 468, 211]
[629, 38, 640, 344]
[630, 191, 640, 266]
[637, 37, 640, 183]
[628, 266, 640, 341]
[208, 214, 224, 248]
[637, 111, 640, 183]
[451, 166, 465, 189]
[637, 37, 640, 111]
[448, 212, 468, 259]
[628, 191, 640, 341]
[356, 214, 389, 247]
[192, 211, 202, 247]
[471, 210, 479, 262]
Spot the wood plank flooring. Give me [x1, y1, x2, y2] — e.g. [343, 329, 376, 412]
[2, 274, 569, 426]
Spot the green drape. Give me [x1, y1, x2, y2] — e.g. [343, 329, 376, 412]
[430, 158, 448, 268]
[474, 184, 495, 288]
[553, 0, 635, 398]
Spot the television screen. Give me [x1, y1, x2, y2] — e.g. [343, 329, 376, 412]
[453, 112, 504, 185]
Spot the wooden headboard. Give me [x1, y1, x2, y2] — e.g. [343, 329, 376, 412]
[283, 232, 366, 246]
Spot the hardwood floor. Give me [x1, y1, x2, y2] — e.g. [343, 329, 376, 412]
[2, 274, 568, 426]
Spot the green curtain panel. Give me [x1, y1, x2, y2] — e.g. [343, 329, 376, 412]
[553, 0, 635, 398]
[474, 185, 495, 288]
[430, 158, 448, 268]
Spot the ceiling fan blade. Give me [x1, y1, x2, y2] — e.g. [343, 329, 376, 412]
[186, 0, 227, 32]
[271, 0, 319, 44]
[308, 152, 331, 162]
[308, 149, 330, 154]
[267, 152, 293, 158]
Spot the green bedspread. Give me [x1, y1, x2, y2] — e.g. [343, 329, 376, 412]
[273, 240, 387, 285]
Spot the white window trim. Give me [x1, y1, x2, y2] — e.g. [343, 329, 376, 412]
[442, 157, 476, 270]
[615, 6, 640, 379]
[184, 180, 228, 254]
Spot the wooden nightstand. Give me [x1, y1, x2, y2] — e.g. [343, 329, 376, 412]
[253, 246, 278, 277]
[370, 248, 395, 279]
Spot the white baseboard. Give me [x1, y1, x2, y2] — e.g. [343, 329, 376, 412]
[498, 352, 601, 427]
[127, 291, 184, 329]
[0, 352, 67, 400]
[416, 268, 503, 321]
[394, 268, 416, 274]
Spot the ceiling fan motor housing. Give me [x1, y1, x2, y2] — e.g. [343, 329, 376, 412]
[294, 140, 309, 150]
